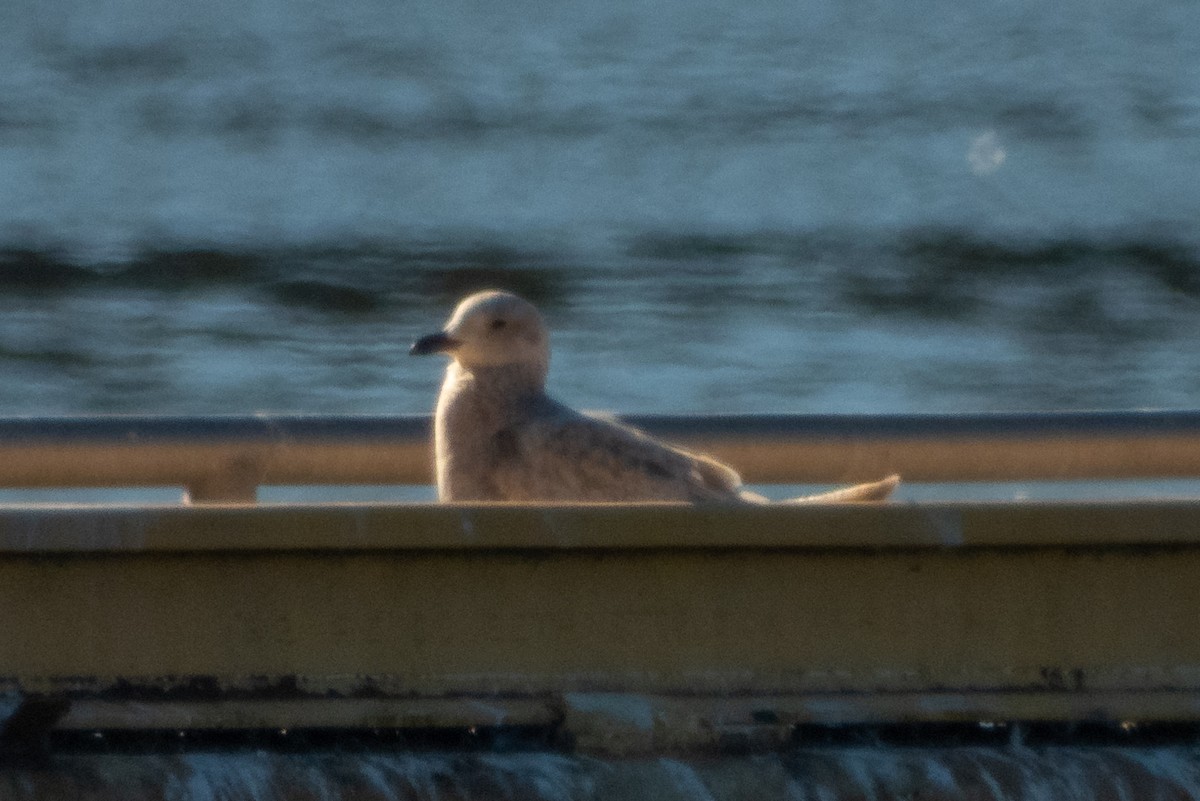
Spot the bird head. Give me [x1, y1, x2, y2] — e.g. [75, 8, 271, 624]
[410, 290, 550, 374]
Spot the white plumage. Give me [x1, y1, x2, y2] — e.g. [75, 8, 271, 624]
[411, 290, 898, 503]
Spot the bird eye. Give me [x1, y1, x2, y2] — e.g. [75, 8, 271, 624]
[490, 319, 507, 330]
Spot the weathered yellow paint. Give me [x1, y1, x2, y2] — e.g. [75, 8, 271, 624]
[2, 502, 1200, 709]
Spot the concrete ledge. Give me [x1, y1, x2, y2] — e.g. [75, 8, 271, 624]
[2, 499, 1200, 552]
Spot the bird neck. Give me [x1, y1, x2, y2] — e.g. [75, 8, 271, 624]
[433, 361, 547, 501]
[435, 361, 547, 444]
[450, 361, 546, 401]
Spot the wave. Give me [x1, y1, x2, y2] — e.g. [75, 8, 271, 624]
[2, 229, 1195, 320]
[0, 242, 575, 313]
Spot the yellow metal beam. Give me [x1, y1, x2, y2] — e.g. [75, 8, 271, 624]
[3, 501, 1200, 750]
[2, 502, 1200, 701]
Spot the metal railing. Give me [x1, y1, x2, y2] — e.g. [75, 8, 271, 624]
[0, 410, 1198, 501]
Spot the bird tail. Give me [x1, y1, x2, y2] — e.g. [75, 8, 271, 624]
[780, 474, 900, 503]
[738, 474, 901, 504]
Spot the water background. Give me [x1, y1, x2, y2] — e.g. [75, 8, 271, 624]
[1, 0, 1199, 417]
[4, 12, 1200, 790]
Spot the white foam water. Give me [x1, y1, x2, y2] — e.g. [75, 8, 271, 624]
[5, 748, 1200, 800]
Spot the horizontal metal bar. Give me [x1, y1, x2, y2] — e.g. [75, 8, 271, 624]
[0, 411, 1198, 499]
[57, 697, 557, 732]
[48, 691, 1200, 748]
[52, 692, 1200, 732]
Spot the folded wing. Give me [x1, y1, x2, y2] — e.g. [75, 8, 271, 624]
[491, 406, 746, 503]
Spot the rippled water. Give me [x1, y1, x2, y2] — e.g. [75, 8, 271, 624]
[5, 746, 1200, 800]
[3, 7, 1199, 793]
[0, 0, 1198, 415]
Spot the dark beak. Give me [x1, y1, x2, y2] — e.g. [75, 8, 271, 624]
[409, 331, 460, 356]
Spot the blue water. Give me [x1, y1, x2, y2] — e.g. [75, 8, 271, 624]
[5, 746, 1200, 801]
[0, 0, 1198, 415]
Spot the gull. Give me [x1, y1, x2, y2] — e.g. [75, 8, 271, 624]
[410, 290, 899, 503]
